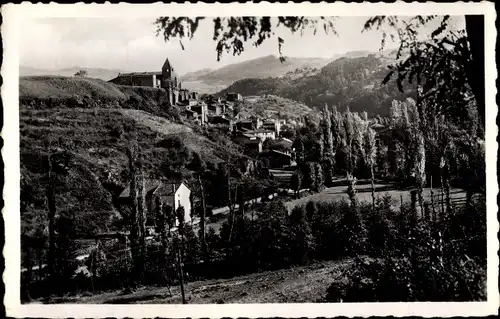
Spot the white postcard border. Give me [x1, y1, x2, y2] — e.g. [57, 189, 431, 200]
[2, 2, 498, 318]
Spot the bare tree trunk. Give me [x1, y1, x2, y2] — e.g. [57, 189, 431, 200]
[238, 184, 245, 220]
[440, 173, 445, 217]
[155, 197, 169, 284]
[465, 188, 473, 209]
[137, 174, 147, 275]
[176, 248, 187, 304]
[227, 163, 237, 244]
[400, 194, 403, 212]
[465, 15, 485, 132]
[370, 165, 376, 209]
[197, 175, 208, 259]
[417, 189, 424, 219]
[37, 247, 42, 281]
[430, 176, 436, 222]
[444, 176, 452, 213]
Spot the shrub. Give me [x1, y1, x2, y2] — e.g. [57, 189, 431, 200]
[325, 196, 487, 302]
[289, 206, 315, 264]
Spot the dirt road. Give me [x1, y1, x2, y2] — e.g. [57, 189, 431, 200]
[47, 259, 353, 304]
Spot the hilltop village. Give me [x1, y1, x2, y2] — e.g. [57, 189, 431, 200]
[109, 57, 296, 169]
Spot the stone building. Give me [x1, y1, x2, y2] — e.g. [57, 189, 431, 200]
[109, 57, 185, 106]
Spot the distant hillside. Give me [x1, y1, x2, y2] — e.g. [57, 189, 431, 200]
[218, 54, 415, 117]
[180, 50, 400, 95]
[181, 68, 214, 81]
[19, 76, 242, 237]
[184, 55, 330, 84]
[20, 66, 125, 81]
[181, 55, 331, 94]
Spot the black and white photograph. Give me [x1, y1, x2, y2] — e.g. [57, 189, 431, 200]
[2, 2, 498, 317]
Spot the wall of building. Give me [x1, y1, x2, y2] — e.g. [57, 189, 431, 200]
[111, 75, 155, 87]
[174, 183, 192, 225]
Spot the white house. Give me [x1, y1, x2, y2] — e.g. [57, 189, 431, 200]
[165, 182, 192, 226]
[251, 129, 276, 141]
[118, 179, 191, 226]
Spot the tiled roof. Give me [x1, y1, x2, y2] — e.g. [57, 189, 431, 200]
[119, 179, 184, 198]
[251, 129, 275, 134]
[246, 140, 262, 145]
[116, 71, 162, 77]
[157, 182, 182, 196]
[270, 150, 291, 157]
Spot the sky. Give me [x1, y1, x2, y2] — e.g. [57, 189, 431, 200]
[19, 16, 465, 75]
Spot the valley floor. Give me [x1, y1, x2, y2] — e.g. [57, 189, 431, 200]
[36, 259, 354, 304]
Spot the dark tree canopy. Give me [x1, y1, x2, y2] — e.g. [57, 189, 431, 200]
[74, 70, 88, 77]
[363, 15, 484, 132]
[154, 17, 337, 61]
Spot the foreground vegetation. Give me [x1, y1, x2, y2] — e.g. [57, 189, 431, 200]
[23, 193, 486, 303]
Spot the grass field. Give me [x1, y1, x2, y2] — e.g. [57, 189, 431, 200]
[204, 181, 468, 234]
[284, 182, 467, 211]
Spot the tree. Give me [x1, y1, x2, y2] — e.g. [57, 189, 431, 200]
[126, 142, 146, 284]
[364, 16, 484, 135]
[176, 206, 186, 234]
[44, 150, 71, 282]
[74, 70, 88, 77]
[154, 196, 171, 287]
[52, 213, 78, 292]
[289, 206, 314, 264]
[173, 205, 188, 304]
[415, 131, 426, 214]
[155, 15, 484, 132]
[321, 104, 335, 185]
[364, 127, 377, 208]
[154, 17, 337, 62]
[342, 109, 355, 174]
[346, 172, 358, 208]
[290, 172, 302, 198]
[187, 152, 209, 258]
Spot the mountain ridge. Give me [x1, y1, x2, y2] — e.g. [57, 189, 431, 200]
[217, 53, 415, 117]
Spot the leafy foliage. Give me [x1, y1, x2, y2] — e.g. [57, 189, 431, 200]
[155, 17, 336, 62]
[74, 70, 88, 77]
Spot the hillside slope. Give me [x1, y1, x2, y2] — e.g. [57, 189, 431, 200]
[19, 76, 241, 237]
[219, 55, 415, 117]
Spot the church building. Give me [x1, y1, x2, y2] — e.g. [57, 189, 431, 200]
[108, 58, 188, 105]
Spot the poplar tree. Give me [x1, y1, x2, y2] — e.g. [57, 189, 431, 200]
[322, 104, 335, 186]
[155, 196, 170, 285]
[127, 143, 146, 284]
[415, 131, 427, 214]
[323, 104, 335, 157]
[343, 109, 355, 174]
[44, 151, 71, 283]
[365, 127, 377, 208]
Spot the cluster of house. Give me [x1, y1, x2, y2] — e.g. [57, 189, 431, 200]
[183, 92, 242, 126]
[108, 56, 295, 169]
